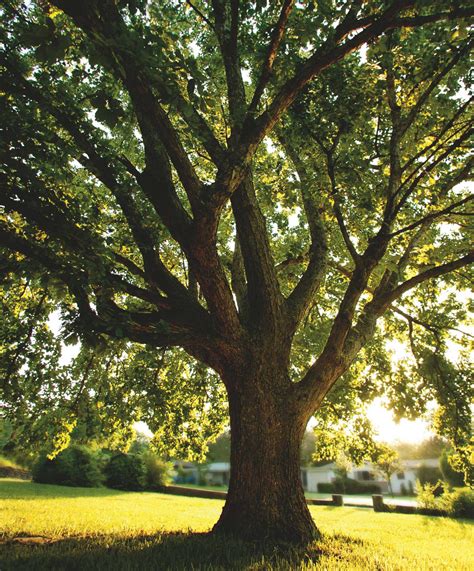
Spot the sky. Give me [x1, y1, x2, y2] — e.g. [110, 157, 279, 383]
[366, 399, 434, 444]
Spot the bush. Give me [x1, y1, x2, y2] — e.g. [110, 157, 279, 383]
[32, 445, 104, 487]
[317, 483, 334, 493]
[416, 480, 445, 514]
[317, 479, 381, 495]
[142, 452, 171, 490]
[447, 489, 474, 519]
[105, 453, 146, 491]
[334, 477, 381, 494]
[416, 481, 474, 519]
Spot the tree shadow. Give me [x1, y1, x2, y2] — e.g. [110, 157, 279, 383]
[0, 531, 366, 570]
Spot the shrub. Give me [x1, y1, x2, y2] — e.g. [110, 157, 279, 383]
[32, 445, 104, 487]
[416, 480, 445, 514]
[317, 483, 334, 493]
[416, 481, 474, 519]
[105, 453, 146, 491]
[142, 452, 171, 490]
[447, 489, 474, 519]
[334, 477, 381, 494]
[317, 479, 381, 495]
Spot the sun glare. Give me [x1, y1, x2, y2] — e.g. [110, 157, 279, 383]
[367, 399, 435, 444]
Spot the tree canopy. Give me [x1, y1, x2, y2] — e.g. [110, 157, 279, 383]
[1, 0, 473, 542]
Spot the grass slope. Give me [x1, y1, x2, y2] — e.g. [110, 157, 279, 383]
[1, 479, 472, 570]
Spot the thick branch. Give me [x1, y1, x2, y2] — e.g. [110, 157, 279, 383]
[211, 0, 247, 137]
[282, 138, 328, 327]
[230, 176, 285, 332]
[230, 238, 248, 319]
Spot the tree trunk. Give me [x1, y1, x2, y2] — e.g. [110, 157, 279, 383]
[212, 366, 319, 544]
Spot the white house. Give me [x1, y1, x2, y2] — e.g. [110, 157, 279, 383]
[301, 458, 440, 495]
[205, 462, 231, 486]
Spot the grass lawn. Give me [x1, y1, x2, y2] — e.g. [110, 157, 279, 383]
[1, 479, 472, 570]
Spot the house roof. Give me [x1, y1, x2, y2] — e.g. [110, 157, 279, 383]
[401, 458, 439, 469]
[207, 462, 230, 472]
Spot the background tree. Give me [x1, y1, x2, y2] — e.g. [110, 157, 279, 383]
[206, 430, 231, 463]
[0, 0, 473, 543]
[395, 436, 447, 460]
[373, 443, 402, 496]
[440, 448, 467, 487]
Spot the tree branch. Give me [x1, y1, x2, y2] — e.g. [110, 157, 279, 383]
[281, 137, 328, 327]
[248, 0, 295, 116]
[230, 176, 285, 331]
[377, 252, 474, 309]
[185, 0, 214, 30]
[389, 192, 474, 239]
[52, 0, 205, 216]
[401, 40, 473, 137]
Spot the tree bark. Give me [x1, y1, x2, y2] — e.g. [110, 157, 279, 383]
[212, 364, 319, 544]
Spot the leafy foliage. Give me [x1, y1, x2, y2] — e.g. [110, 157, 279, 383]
[104, 452, 146, 491]
[32, 444, 104, 487]
[440, 448, 466, 487]
[141, 451, 172, 490]
[372, 444, 402, 495]
[395, 437, 447, 460]
[417, 481, 474, 518]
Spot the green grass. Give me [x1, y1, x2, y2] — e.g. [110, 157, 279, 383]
[1, 479, 472, 570]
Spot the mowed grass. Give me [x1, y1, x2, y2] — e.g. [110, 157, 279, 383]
[1, 479, 472, 570]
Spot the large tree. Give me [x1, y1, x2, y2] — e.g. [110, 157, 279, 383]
[1, 0, 473, 543]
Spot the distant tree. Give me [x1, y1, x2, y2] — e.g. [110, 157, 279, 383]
[417, 463, 443, 486]
[395, 436, 447, 460]
[300, 431, 317, 466]
[440, 448, 466, 487]
[373, 443, 402, 496]
[333, 453, 353, 493]
[128, 431, 152, 456]
[206, 430, 231, 463]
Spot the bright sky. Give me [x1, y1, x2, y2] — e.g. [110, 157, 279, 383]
[366, 399, 434, 444]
